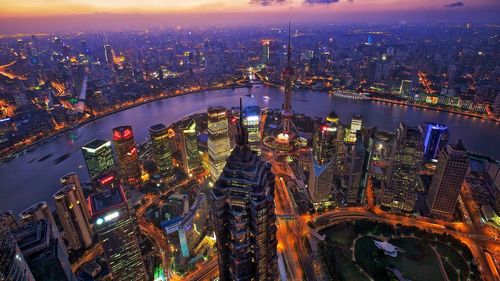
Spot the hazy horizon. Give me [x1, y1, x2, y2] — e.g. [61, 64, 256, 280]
[1, 0, 499, 35]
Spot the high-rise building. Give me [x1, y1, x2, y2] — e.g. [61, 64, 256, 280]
[419, 123, 449, 161]
[348, 114, 362, 142]
[341, 133, 367, 206]
[309, 160, 335, 204]
[313, 111, 341, 165]
[104, 44, 113, 63]
[242, 105, 261, 153]
[211, 109, 277, 281]
[112, 126, 141, 187]
[381, 123, 423, 212]
[149, 123, 175, 182]
[178, 119, 200, 175]
[81, 138, 115, 178]
[0, 220, 34, 281]
[19, 202, 60, 241]
[207, 106, 231, 181]
[426, 141, 469, 220]
[261, 40, 270, 63]
[88, 187, 147, 281]
[53, 184, 93, 251]
[13, 220, 75, 281]
[399, 80, 412, 97]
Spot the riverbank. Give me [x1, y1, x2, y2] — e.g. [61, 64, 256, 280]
[0, 83, 247, 163]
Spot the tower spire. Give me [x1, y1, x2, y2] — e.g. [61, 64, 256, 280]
[287, 21, 291, 65]
[236, 97, 248, 146]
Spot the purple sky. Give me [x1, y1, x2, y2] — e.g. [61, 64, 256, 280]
[0, 0, 499, 34]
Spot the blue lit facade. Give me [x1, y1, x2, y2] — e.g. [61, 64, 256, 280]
[420, 123, 449, 161]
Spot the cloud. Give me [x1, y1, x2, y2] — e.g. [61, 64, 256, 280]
[304, 0, 350, 4]
[249, 0, 287, 6]
[444, 2, 464, 8]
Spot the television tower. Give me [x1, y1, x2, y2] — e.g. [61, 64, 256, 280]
[281, 21, 295, 137]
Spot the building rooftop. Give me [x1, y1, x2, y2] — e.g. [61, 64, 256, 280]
[89, 187, 126, 216]
[12, 220, 50, 255]
[149, 123, 167, 134]
[82, 139, 111, 150]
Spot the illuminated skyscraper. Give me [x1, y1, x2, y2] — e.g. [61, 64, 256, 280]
[0, 220, 34, 281]
[149, 123, 175, 182]
[381, 123, 423, 212]
[53, 180, 93, 251]
[313, 111, 341, 165]
[418, 123, 449, 161]
[112, 126, 141, 187]
[341, 132, 367, 206]
[81, 139, 115, 178]
[309, 160, 335, 204]
[348, 114, 362, 142]
[242, 105, 261, 153]
[426, 141, 469, 220]
[207, 106, 231, 181]
[88, 187, 147, 281]
[178, 119, 200, 175]
[211, 103, 277, 281]
[261, 40, 270, 63]
[399, 80, 412, 97]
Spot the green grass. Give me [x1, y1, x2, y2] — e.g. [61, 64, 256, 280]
[322, 222, 358, 247]
[432, 242, 469, 281]
[443, 258, 459, 281]
[354, 236, 444, 281]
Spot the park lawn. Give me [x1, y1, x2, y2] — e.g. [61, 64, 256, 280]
[443, 258, 460, 281]
[431, 242, 469, 281]
[355, 236, 444, 281]
[322, 222, 358, 247]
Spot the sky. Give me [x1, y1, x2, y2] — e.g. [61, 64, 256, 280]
[0, 0, 499, 34]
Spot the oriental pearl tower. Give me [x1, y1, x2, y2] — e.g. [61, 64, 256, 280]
[263, 22, 304, 155]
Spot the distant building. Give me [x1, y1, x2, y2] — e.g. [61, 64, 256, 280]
[348, 114, 362, 142]
[149, 123, 175, 183]
[418, 123, 449, 161]
[13, 220, 75, 281]
[0, 221, 35, 281]
[261, 40, 270, 63]
[112, 126, 141, 187]
[207, 106, 231, 182]
[399, 80, 412, 97]
[426, 141, 469, 220]
[242, 105, 262, 153]
[211, 119, 277, 280]
[381, 123, 423, 212]
[53, 183, 93, 250]
[88, 187, 147, 281]
[178, 119, 201, 175]
[81, 138, 115, 178]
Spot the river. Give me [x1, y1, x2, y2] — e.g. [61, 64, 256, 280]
[1, 85, 499, 213]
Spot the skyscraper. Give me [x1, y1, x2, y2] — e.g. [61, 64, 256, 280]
[178, 119, 200, 175]
[18, 202, 60, 241]
[419, 123, 449, 161]
[242, 105, 261, 153]
[211, 101, 277, 281]
[207, 106, 231, 181]
[53, 184, 93, 250]
[341, 132, 367, 206]
[112, 126, 141, 187]
[313, 111, 341, 165]
[0, 220, 34, 281]
[348, 114, 362, 142]
[426, 141, 469, 220]
[381, 123, 423, 212]
[81, 138, 115, 178]
[261, 40, 270, 63]
[88, 187, 147, 281]
[149, 123, 175, 182]
[12, 220, 75, 281]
